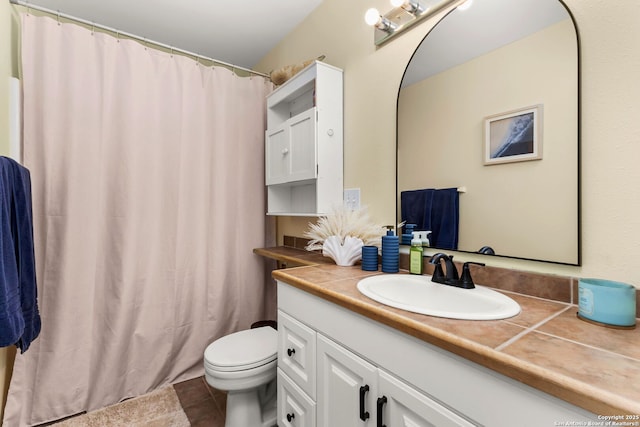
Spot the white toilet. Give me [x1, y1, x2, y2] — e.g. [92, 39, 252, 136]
[204, 326, 278, 427]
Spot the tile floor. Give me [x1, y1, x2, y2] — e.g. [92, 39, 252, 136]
[173, 376, 227, 426]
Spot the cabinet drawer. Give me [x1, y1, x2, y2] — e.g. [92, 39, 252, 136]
[278, 368, 316, 427]
[278, 310, 317, 399]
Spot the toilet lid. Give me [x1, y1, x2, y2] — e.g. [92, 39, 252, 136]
[204, 326, 277, 371]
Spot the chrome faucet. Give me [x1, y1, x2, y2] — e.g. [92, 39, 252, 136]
[429, 253, 485, 289]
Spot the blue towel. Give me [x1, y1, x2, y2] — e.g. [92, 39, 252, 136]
[0, 156, 40, 352]
[401, 188, 459, 250]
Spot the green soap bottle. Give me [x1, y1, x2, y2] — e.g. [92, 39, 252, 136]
[409, 234, 423, 275]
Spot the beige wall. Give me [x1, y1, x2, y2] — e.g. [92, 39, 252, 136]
[255, 0, 640, 283]
[398, 20, 578, 263]
[1, 1, 19, 421]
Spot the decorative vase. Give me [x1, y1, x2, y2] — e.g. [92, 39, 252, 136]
[322, 235, 364, 266]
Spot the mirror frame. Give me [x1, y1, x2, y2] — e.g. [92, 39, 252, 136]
[395, 0, 582, 265]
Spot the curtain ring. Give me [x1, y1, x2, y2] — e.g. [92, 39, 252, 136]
[170, 47, 174, 58]
[91, 22, 95, 35]
[56, 10, 61, 25]
[143, 38, 147, 50]
[116, 30, 120, 43]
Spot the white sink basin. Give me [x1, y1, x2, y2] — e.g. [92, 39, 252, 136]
[357, 274, 521, 320]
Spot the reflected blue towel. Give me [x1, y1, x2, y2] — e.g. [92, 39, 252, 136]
[401, 188, 459, 250]
[0, 157, 40, 352]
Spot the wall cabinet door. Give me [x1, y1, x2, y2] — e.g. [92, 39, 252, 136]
[265, 125, 289, 185]
[265, 108, 316, 186]
[317, 334, 378, 427]
[287, 108, 317, 182]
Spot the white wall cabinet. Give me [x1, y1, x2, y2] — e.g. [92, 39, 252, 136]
[265, 61, 343, 216]
[277, 281, 597, 427]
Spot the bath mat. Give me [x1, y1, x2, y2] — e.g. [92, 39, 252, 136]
[54, 386, 190, 427]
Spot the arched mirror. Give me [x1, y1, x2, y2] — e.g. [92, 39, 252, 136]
[397, 0, 580, 265]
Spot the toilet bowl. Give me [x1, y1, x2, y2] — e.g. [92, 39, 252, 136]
[204, 326, 278, 427]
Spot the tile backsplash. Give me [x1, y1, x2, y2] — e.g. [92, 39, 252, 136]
[283, 235, 638, 318]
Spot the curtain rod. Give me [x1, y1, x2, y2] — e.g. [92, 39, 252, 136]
[9, 0, 271, 79]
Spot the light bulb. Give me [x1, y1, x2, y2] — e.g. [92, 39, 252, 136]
[457, 0, 473, 11]
[364, 8, 381, 26]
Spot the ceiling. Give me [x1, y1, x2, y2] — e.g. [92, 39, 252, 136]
[18, 0, 323, 70]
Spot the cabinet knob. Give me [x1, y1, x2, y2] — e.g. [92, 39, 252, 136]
[287, 412, 295, 422]
[287, 348, 296, 357]
[281, 148, 289, 155]
[327, 129, 334, 136]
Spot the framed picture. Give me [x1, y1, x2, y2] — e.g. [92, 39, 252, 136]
[484, 105, 543, 165]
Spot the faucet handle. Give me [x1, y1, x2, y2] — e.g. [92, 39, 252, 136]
[460, 262, 485, 289]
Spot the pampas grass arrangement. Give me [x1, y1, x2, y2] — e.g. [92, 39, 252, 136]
[304, 206, 385, 252]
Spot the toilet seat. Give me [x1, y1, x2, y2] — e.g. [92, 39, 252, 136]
[204, 326, 277, 372]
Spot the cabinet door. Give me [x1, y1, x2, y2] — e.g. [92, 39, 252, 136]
[317, 334, 377, 427]
[377, 370, 475, 427]
[278, 368, 316, 427]
[265, 124, 289, 185]
[288, 108, 317, 183]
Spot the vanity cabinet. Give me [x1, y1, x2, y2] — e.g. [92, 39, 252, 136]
[265, 61, 343, 216]
[277, 281, 596, 427]
[278, 288, 477, 426]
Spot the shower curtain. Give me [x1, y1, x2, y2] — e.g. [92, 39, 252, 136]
[4, 14, 274, 426]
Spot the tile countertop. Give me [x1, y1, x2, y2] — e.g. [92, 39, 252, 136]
[254, 246, 640, 417]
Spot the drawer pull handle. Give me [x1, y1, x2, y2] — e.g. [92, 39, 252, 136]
[282, 148, 289, 155]
[359, 384, 370, 421]
[287, 412, 295, 422]
[287, 348, 295, 357]
[377, 396, 388, 427]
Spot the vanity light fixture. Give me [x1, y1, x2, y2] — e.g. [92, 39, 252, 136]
[365, 0, 458, 46]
